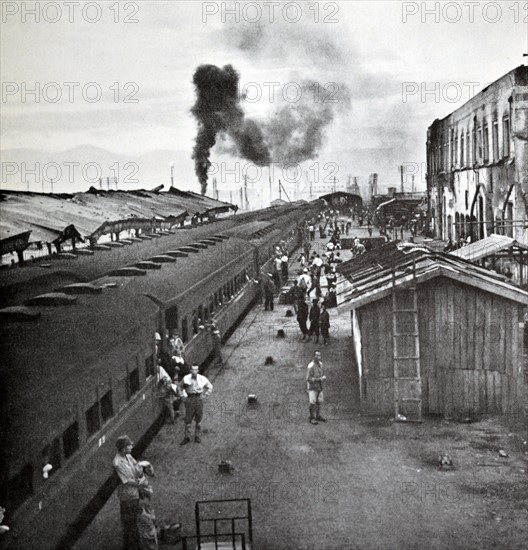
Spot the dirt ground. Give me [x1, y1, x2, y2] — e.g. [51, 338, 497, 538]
[75, 230, 528, 550]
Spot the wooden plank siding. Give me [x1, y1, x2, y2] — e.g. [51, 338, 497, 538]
[357, 276, 526, 419]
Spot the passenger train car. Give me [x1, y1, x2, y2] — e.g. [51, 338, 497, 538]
[0, 202, 317, 550]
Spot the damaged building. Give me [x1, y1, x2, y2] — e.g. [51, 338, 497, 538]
[426, 65, 528, 246]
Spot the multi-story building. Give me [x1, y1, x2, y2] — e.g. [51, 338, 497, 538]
[426, 65, 528, 244]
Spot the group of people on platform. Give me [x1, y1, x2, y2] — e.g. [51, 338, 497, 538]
[114, 326, 215, 549]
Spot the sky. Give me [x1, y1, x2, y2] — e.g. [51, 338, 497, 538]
[1, 0, 526, 199]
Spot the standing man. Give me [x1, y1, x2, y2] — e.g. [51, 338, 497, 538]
[306, 351, 327, 425]
[262, 272, 275, 311]
[296, 297, 309, 340]
[320, 304, 330, 345]
[307, 299, 320, 343]
[113, 435, 144, 550]
[180, 366, 213, 445]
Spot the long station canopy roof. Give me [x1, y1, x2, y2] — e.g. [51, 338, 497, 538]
[0, 187, 236, 251]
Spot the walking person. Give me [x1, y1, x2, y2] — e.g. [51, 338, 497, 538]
[296, 297, 309, 340]
[306, 351, 326, 424]
[180, 366, 213, 445]
[113, 435, 144, 550]
[307, 299, 320, 343]
[320, 304, 330, 345]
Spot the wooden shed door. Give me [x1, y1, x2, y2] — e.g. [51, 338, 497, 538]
[392, 285, 422, 421]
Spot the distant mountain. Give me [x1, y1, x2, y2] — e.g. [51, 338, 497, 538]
[0, 146, 199, 194]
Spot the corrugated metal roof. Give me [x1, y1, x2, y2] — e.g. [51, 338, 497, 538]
[450, 234, 528, 261]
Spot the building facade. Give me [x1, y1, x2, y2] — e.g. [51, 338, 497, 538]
[426, 65, 528, 244]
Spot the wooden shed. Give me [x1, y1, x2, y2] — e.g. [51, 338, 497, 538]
[337, 242, 528, 421]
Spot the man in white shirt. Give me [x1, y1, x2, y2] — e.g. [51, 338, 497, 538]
[179, 365, 213, 445]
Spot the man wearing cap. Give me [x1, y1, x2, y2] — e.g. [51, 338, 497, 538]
[179, 366, 213, 445]
[113, 435, 144, 549]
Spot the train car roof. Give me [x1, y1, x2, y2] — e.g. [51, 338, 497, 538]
[0, 220, 243, 308]
[93, 236, 252, 306]
[0, 289, 159, 461]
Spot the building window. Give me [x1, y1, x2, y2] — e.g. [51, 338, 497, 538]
[465, 190, 469, 210]
[503, 117, 510, 157]
[86, 402, 101, 436]
[450, 128, 454, 167]
[62, 421, 80, 459]
[100, 390, 114, 423]
[128, 368, 140, 396]
[504, 202, 513, 238]
[492, 120, 499, 161]
[483, 124, 489, 163]
[454, 136, 458, 166]
[472, 128, 476, 164]
[477, 127, 482, 161]
[460, 134, 465, 166]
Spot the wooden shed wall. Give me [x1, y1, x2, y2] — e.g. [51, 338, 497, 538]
[357, 277, 526, 418]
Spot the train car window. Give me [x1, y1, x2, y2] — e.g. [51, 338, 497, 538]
[62, 421, 80, 459]
[181, 317, 189, 343]
[165, 306, 179, 332]
[145, 354, 155, 378]
[86, 402, 101, 436]
[192, 311, 199, 334]
[128, 368, 140, 396]
[42, 437, 61, 476]
[101, 391, 114, 423]
[5, 464, 34, 511]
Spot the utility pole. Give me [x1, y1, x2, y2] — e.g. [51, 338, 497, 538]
[278, 180, 282, 200]
[412, 175, 415, 193]
[170, 163, 174, 188]
[400, 165, 404, 194]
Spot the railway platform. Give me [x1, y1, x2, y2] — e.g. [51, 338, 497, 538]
[74, 228, 528, 550]
[74, 232, 359, 549]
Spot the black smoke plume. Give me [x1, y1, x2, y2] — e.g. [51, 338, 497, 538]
[191, 64, 270, 195]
